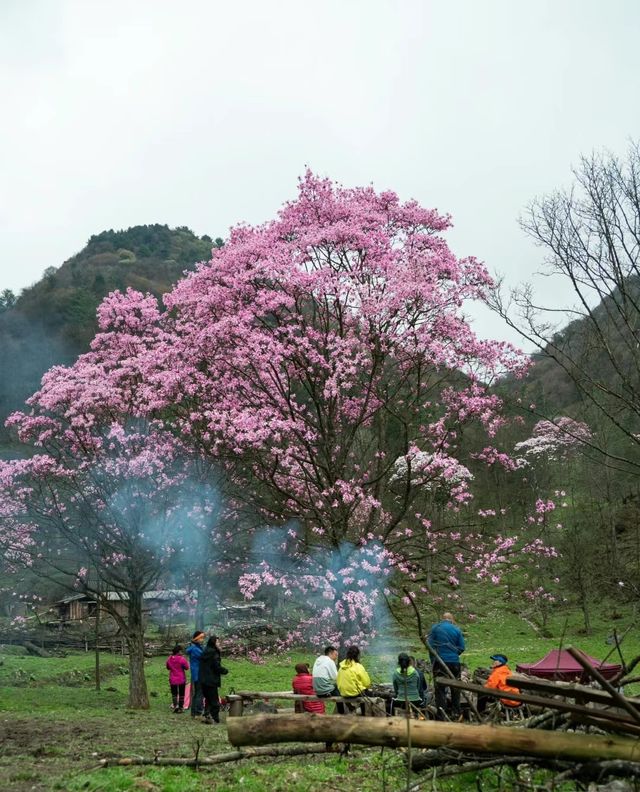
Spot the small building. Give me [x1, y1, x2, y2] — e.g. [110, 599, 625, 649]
[217, 601, 266, 626]
[55, 593, 98, 622]
[54, 590, 192, 624]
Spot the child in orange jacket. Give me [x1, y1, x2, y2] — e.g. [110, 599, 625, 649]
[485, 654, 520, 707]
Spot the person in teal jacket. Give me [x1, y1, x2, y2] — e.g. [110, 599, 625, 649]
[392, 653, 425, 715]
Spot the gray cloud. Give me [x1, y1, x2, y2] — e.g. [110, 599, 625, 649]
[1, 0, 639, 348]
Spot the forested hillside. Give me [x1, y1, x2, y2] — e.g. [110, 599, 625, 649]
[507, 277, 640, 434]
[0, 225, 219, 444]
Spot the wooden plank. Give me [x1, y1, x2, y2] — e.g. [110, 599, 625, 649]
[569, 712, 640, 737]
[507, 675, 640, 710]
[233, 691, 368, 703]
[567, 647, 640, 727]
[436, 678, 636, 725]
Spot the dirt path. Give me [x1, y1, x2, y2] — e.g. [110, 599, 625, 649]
[0, 713, 230, 791]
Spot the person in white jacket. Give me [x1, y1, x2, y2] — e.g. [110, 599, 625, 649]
[312, 645, 339, 697]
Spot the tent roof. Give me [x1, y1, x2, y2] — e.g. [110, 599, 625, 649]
[515, 649, 622, 681]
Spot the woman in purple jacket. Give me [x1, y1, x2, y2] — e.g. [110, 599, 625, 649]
[166, 644, 190, 713]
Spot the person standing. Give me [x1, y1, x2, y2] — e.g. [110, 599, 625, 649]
[199, 635, 229, 724]
[165, 643, 189, 713]
[186, 630, 205, 718]
[312, 645, 339, 697]
[427, 612, 465, 720]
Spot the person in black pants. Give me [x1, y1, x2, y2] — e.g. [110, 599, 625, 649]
[427, 612, 465, 720]
[199, 635, 228, 724]
[186, 631, 206, 717]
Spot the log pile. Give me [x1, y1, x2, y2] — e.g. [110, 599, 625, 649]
[436, 647, 640, 736]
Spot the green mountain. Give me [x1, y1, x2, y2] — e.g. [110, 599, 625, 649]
[0, 224, 220, 441]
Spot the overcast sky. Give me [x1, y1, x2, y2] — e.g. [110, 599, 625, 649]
[1, 0, 639, 347]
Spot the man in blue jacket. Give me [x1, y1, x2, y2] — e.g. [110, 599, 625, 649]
[427, 612, 465, 720]
[186, 630, 206, 718]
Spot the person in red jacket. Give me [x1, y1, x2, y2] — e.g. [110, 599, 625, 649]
[485, 654, 520, 707]
[292, 663, 325, 714]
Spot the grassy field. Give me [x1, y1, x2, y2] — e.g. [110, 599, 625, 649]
[0, 601, 638, 792]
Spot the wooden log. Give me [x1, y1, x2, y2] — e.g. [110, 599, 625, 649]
[228, 696, 244, 718]
[567, 647, 640, 727]
[234, 691, 376, 703]
[228, 691, 383, 717]
[235, 691, 315, 699]
[23, 640, 53, 658]
[227, 714, 640, 763]
[508, 675, 640, 710]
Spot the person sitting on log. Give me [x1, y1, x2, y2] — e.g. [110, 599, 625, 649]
[392, 653, 426, 716]
[312, 645, 339, 697]
[292, 662, 326, 714]
[337, 646, 372, 714]
[485, 654, 520, 708]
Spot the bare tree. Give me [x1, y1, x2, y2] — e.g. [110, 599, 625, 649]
[492, 143, 640, 474]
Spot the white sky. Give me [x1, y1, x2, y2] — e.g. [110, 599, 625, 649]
[1, 0, 639, 348]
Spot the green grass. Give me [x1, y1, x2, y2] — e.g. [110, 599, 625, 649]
[0, 600, 638, 791]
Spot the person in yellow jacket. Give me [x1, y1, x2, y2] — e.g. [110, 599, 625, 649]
[336, 646, 372, 712]
[485, 654, 520, 707]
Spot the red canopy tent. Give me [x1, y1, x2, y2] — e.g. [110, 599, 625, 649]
[516, 649, 622, 682]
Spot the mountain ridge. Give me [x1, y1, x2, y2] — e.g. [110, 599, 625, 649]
[0, 224, 220, 441]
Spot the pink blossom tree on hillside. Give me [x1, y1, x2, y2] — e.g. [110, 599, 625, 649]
[514, 417, 592, 462]
[71, 172, 531, 642]
[511, 417, 593, 632]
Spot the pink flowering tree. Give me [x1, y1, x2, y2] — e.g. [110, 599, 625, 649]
[1, 173, 542, 654]
[70, 172, 532, 645]
[0, 410, 223, 709]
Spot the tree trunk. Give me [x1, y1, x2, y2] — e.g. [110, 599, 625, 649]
[125, 592, 149, 709]
[580, 591, 591, 635]
[23, 640, 53, 658]
[194, 585, 206, 631]
[227, 715, 640, 763]
[95, 598, 101, 691]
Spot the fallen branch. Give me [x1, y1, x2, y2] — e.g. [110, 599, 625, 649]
[98, 744, 330, 768]
[503, 710, 567, 730]
[554, 759, 640, 784]
[407, 754, 569, 786]
[508, 674, 640, 710]
[567, 646, 640, 727]
[23, 640, 53, 658]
